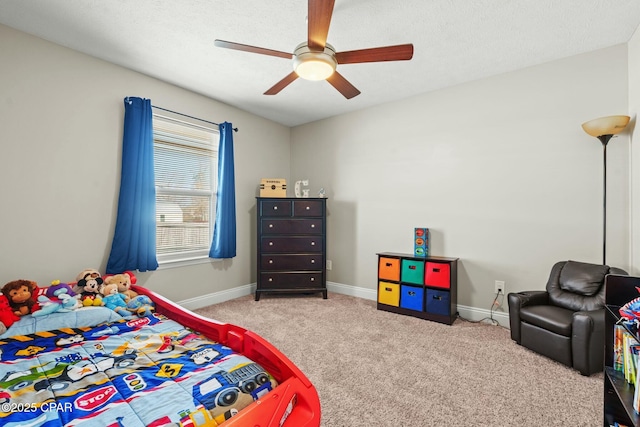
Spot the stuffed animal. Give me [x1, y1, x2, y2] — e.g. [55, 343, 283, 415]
[100, 283, 130, 316]
[126, 295, 155, 317]
[46, 280, 77, 298]
[103, 271, 138, 300]
[1, 280, 40, 317]
[0, 295, 20, 333]
[73, 269, 104, 307]
[33, 280, 81, 317]
[33, 292, 81, 317]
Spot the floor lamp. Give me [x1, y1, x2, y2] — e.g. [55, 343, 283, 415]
[581, 115, 630, 265]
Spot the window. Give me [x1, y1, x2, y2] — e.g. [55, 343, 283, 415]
[153, 114, 219, 265]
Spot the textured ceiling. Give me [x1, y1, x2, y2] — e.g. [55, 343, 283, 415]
[1, 0, 640, 127]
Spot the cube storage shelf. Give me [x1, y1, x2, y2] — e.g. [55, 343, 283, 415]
[604, 274, 640, 427]
[376, 252, 459, 325]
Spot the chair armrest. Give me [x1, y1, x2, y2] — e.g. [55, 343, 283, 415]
[507, 291, 549, 343]
[571, 309, 605, 376]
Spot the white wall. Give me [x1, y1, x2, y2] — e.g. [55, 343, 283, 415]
[0, 24, 291, 302]
[630, 27, 640, 275]
[1, 22, 634, 313]
[291, 45, 630, 310]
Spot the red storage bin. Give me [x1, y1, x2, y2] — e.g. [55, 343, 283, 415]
[425, 262, 450, 289]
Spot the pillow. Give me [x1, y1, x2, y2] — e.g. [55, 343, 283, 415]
[0, 306, 124, 338]
[559, 260, 609, 296]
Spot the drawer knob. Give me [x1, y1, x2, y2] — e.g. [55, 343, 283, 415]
[409, 265, 416, 270]
[269, 224, 274, 228]
[269, 242, 274, 246]
[273, 206, 278, 210]
[311, 224, 315, 228]
[433, 268, 440, 273]
[268, 278, 273, 282]
[306, 206, 310, 210]
[310, 277, 315, 281]
[311, 241, 315, 246]
[311, 260, 315, 264]
[408, 291, 416, 296]
[269, 260, 274, 264]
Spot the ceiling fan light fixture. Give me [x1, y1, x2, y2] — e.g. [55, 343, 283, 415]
[293, 43, 337, 81]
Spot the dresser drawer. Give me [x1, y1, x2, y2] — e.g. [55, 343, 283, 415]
[261, 254, 323, 271]
[261, 236, 323, 253]
[259, 272, 323, 289]
[261, 219, 323, 235]
[293, 200, 324, 217]
[259, 200, 292, 217]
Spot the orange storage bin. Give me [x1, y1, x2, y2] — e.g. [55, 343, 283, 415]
[425, 262, 451, 289]
[378, 257, 400, 281]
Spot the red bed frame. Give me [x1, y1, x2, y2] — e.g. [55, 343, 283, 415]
[133, 285, 321, 427]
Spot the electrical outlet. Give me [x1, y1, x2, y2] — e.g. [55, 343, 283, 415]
[495, 280, 506, 295]
[326, 260, 332, 270]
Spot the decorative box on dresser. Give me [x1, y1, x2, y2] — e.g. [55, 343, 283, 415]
[376, 252, 459, 325]
[256, 197, 328, 301]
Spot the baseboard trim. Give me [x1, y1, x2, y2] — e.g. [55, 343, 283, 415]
[177, 281, 510, 328]
[177, 283, 255, 311]
[327, 281, 378, 300]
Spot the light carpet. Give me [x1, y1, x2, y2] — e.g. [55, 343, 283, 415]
[194, 292, 602, 426]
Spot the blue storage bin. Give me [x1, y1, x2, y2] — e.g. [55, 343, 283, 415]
[400, 285, 424, 311]
[426, 289, 450, 316]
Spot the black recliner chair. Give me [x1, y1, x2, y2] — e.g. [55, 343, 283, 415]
[508, 260, 627, 375]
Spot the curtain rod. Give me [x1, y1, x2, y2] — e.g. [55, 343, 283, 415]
[151, 105, 238, 132]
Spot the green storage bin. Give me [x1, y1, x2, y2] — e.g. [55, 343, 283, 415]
[401, 259, 425, 285]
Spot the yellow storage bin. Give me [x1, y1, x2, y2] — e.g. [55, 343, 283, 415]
[378, 281, 400, 307]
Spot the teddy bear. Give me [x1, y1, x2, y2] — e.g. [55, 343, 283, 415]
[0, 295, 20, 333]
[73, 269, 104, 307]
[1, 280, 40, 317]
[103, 271, 138, 300]
[126, 295, 155, 317]
[100, 283, 130, 316]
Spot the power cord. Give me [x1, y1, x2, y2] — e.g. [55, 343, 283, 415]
[457, 291, 506, 327]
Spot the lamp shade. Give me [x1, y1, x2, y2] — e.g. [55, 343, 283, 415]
[581, 115, 630, 137]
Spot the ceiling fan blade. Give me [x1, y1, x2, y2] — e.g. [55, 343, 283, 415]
[308, 0, 335, 51]
[335, 44, 414, 64]
[264, 71, 299, 95]
[214, 39, 292, 59]
[326, 71, 361, 99]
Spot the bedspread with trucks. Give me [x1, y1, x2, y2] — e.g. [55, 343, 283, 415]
[0, 313, 277, 427]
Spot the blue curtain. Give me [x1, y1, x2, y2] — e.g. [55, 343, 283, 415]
[209, 122, 237, 258]
[106, 97, 158, 273]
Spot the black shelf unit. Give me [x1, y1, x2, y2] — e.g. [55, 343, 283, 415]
[604, 274, 640, 426]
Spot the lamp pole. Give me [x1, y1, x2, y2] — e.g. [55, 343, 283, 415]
[598, 134, 614, 266]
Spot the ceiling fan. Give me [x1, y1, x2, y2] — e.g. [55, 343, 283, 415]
[214, 0, 414, 99]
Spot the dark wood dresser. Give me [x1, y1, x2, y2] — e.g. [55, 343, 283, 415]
[256, 197, 328, 301]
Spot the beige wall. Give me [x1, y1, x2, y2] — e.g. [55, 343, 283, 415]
[1, 22, 635, 312]
[291, 45, 630, 310]
[630, 27, 640, 275]
[0, 24, 291, 301]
